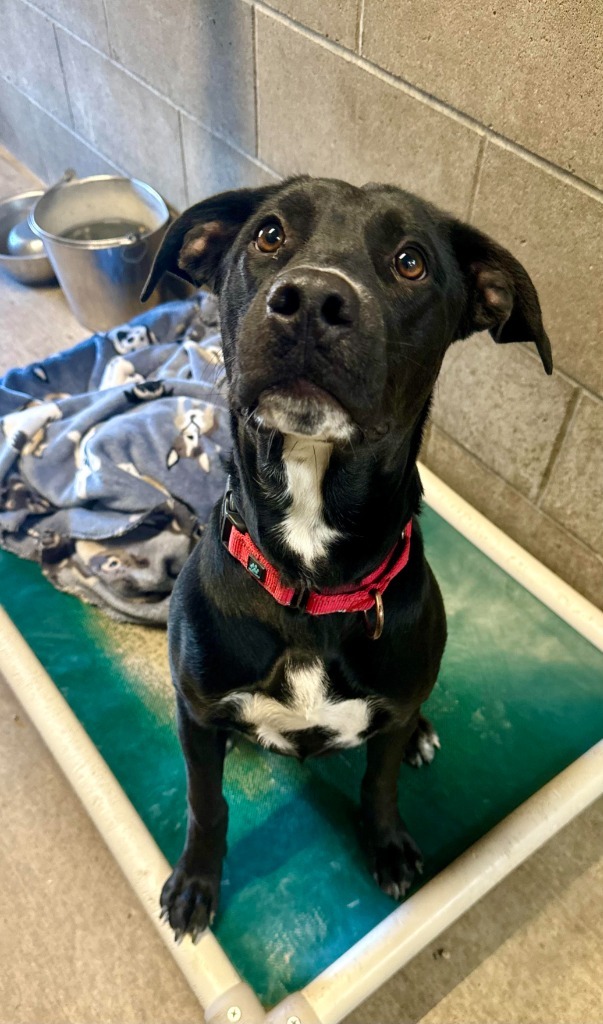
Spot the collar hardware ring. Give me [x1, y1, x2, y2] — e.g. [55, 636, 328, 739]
[363, 589, 384, 640]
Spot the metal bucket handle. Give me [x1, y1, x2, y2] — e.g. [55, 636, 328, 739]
[121, 229, 149, 264]
[46, 167, 77, 196]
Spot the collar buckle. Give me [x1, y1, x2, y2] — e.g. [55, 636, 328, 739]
[290, 585, 310, 611]
[220, 480, 247, 550]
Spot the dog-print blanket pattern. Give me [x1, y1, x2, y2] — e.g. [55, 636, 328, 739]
[0, 293, 231, 623]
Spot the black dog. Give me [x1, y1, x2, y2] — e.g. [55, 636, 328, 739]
[142, 176, 551, 941]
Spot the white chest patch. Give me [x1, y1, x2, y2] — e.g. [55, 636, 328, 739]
[222, 658, 372, 755]
[277, 436, 339, 567]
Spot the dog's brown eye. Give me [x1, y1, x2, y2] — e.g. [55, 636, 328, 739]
[256, 222, 285, 254]
[394, 247, 427, 281]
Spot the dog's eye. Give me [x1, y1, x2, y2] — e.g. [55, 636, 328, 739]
[394, 247, 427, 281]
[256, 221, 285, 254]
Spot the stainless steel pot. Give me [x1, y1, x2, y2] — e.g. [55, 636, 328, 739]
[29, 174, 170, 331]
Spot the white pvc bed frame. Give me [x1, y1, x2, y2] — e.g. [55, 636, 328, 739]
[1, 465, 602, 1024]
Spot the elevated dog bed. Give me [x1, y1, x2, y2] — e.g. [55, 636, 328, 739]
[1, 467, 602, 1024]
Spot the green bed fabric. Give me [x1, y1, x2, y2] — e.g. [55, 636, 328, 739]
[1, 506, 602, 1006]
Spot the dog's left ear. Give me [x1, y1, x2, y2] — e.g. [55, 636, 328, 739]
[450, 221, 552, 374]
[141, 183, 282, 301]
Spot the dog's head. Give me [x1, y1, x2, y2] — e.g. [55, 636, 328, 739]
[143, 177, 551, 445]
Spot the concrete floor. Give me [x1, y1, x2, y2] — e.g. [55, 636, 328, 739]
[1, 146, 602, 1024]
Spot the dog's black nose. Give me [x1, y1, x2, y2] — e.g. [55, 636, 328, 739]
[266, 269, 359, 330]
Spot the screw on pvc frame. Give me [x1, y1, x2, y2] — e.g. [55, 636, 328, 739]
[203, 982, 266, 1024]
[263, 993, 323, 1024]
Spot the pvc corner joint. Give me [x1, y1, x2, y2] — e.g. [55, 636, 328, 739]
[264, 993, 323, 1024]
[203, 982, 266, 1024]
[204, 987, 323, 1024]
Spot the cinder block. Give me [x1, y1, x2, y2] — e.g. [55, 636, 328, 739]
[541, 393, 603, 556]
[0, 0, 71, 124]
[362, 0, 603, 189]
[35, 117, 120, 182]
[261, 0, 359, 48]
[182, 114, 279, 205]
[430, 336, 575, 502]
[256, 11, 482, 218]
[57, 31, 186, 208]
[0, 78, 119, 185]
[423, 424, 603, 610]
[27, 0, 110, 52]
[472, 141, 603, 397]
[0, 79, 49, 182]
[104, 0, 256, 151]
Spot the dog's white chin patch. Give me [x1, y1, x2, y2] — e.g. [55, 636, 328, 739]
[254, 386, 354, 443]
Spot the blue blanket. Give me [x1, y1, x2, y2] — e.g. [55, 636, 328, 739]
[0, 292, 231, 623]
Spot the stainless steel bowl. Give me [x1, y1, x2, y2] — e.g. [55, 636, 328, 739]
[0, 191, 57, 285]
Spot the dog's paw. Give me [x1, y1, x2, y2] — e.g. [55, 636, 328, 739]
[369, 826, 423, 901]
[160, 864, 220, 943]
[404, 716, 441, 768]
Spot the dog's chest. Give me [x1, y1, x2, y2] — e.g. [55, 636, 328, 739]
[219, 657, 373, 757]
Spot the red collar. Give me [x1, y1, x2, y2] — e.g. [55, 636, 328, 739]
[220, 483, 412, 639]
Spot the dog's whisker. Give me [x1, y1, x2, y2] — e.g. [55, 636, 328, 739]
[242, 407, 256, 433]
[395, 343, 431, 371]
[267, 429, 277, 462]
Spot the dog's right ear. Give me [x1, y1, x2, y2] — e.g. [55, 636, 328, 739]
[141, 184, 282, 301]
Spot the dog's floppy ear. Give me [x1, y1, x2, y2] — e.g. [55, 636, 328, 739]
[141, 184, 282, 301]
[450, 221, 552, 374]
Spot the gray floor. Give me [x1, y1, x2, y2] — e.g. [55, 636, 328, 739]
[1, 147, 602, 1024]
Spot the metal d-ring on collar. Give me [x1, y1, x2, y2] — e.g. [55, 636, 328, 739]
[363, 589, 385, 641]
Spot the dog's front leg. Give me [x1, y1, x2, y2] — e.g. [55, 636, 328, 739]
[361, 719, 424, 900]
[161, 696, 228, 940]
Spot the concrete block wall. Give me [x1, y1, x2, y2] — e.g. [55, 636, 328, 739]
[1, 0, 601, 607]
